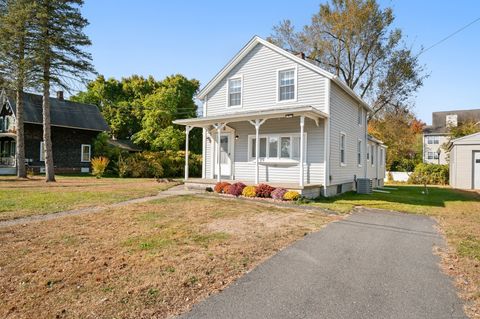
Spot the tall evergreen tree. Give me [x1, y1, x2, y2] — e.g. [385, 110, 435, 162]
[33, 0, 94, 182]
[0, 0, 36, 178]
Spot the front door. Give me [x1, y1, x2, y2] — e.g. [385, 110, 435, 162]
[474, 152, 480, 189]
[214, 133, 232, 178]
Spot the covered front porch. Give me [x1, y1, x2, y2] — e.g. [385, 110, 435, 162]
[174, 106, 328, 193]
[0, 133, 17, 175]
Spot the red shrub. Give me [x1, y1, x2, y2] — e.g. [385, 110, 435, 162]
[227, 182, 246, 196]
[214, 182, 230, 193]
[255, 184, 275, 198]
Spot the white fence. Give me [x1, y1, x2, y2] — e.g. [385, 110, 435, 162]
[384, 171, 412, 183]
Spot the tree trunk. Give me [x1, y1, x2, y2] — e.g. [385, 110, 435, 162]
[42, 63, 55, 182]
[15, 89, 26, 178]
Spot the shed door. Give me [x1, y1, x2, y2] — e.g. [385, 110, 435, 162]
[474, 152, 480, 189]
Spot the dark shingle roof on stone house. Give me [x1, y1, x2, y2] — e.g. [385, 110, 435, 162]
[423, 108, 480, 134]
[3, 90, 109, 132]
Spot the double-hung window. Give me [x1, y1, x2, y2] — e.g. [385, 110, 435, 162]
[427, 151, 438, 160]
[81, 144, 91, 162]
[427, 136, 439, 144]
[340, 133, 346, 165]
[357, 140, 362, 166]
[380, 148, 384, 166]
[358, 107, 363, 125]
[278, 68, 295, 101]
[228, 77, 242, 107]
[249, 133, 305, 161]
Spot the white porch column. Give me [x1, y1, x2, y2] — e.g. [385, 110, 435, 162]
[249, 119, 266, 184]
[184, 125, 193, 181]
[299, 116, 305, 187]
[213, 123, 226, 182]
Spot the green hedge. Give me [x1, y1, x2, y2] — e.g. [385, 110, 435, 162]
[118, 150, 202, 178]
[408, 163, 449, 185]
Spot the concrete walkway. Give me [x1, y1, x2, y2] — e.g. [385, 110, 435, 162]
[0, 184, 199, 228]
[179, 208, 467, 319]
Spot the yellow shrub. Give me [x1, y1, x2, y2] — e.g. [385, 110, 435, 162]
[283, 190, 300, 201]
[91, 156, 110, 178]
[242, 186, 256, 198]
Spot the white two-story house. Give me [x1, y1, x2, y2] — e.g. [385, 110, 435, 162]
[423, 109, 480, 164]
[174, 36, 386, 197]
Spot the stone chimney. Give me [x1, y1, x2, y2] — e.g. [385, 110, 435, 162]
[296, 52, 305, 60]
[57, 91, 64, 101]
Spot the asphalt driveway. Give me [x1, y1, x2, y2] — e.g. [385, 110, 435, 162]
[179, 208, 467, 319]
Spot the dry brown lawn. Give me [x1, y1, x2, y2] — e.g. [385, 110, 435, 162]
[0, 176, 179, 221]
[0, 195, 337, 319]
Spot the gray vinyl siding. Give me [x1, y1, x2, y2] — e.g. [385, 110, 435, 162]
[328, 83, 366, 185]
[207, 117, 324, 184]
[205, 43, 327, 116]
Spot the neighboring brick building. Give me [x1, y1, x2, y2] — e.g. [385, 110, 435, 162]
[0, 90, 109, 174]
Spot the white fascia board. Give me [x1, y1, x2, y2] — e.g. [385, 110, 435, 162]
[197, 36, 372, 112]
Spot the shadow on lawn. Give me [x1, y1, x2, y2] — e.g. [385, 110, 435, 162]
[315, 185, 480, 209]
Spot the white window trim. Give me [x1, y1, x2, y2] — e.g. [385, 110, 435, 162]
[81, 144, 91, 162]
[276, 66, 298, 103]
[340, 132, 346, 167]
[357, 139, 362, 167]
[247, 132, 306, 163]
[39, 141, 45, 162]
[226, 74, 243, 108]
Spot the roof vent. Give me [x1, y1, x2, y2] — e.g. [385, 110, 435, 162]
[56, 91, 64, 101]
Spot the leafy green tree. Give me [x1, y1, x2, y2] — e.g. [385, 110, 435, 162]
[133, 74, 200, 151]
[448, 120, 480, 139]
[0, 0, 36, 178]
[369, 109, 424, 171]
[33, 0, 94, 182]
[71, 75, 162, 139]
[268, 0, 425, 118]
[72, 74, 201, 153]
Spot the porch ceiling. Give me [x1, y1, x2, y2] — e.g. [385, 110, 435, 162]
[173, 106, 328, 128]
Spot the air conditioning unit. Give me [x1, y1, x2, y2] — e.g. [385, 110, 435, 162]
[357, 178, 373, 194]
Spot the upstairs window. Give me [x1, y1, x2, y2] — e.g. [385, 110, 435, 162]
[278, 68, 295, 101]
[228, 77, 242, 107]
[427, 136, 439, 144]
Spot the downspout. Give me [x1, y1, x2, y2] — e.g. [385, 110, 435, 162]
[323, 79, 331, 195]
[364, 112, 368, 179]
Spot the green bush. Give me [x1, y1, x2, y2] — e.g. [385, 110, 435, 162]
[118, 151, 202, 178]
[408, 163, 449, 185]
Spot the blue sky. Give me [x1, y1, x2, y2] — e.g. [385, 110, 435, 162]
[82, 0, 480, 124]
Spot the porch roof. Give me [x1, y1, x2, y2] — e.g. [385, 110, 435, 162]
[173, 106, 328, 128]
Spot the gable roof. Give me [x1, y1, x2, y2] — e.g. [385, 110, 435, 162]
[446, 132, 480, 150]
[2, 90, 110, 132]
[197, 36, 371, 111]
[424, 108, 480, 134]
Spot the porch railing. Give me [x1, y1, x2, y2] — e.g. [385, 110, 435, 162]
[0, 156, 15, 167]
